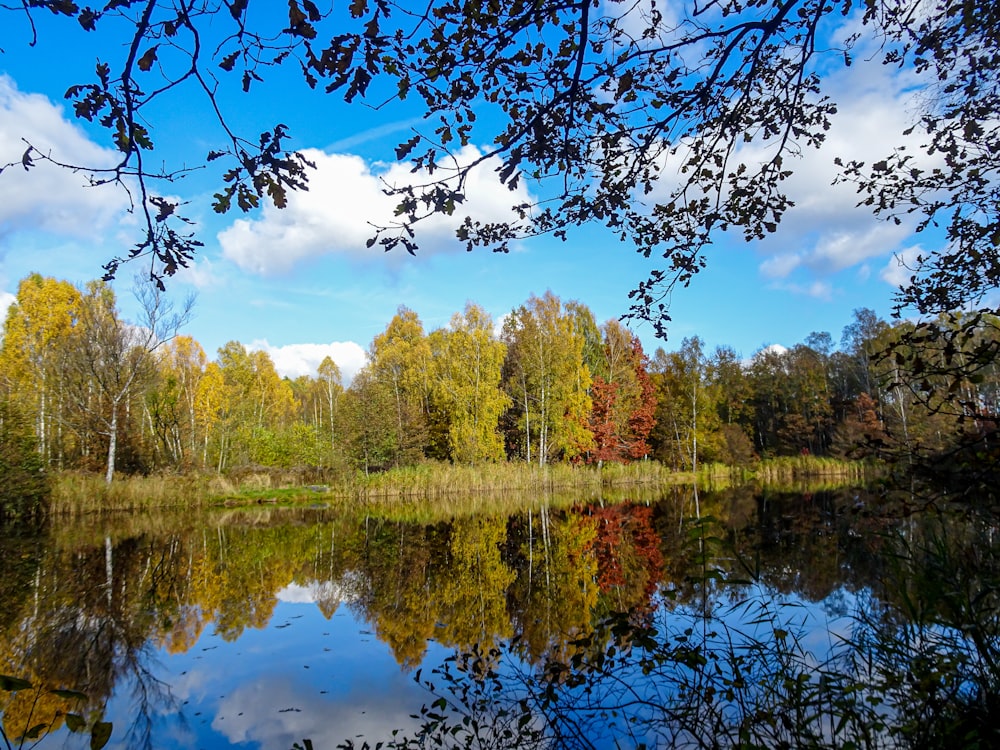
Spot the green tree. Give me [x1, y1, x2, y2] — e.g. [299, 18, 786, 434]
[61, 281, 192, 482]
[202, 342, 295, 469]
[341, 367, 398, 475]
[650, 337, 719, 470]
[0, 399, 49, 521]
[501, 292, 593, 464]
[708, 346, 757, 465]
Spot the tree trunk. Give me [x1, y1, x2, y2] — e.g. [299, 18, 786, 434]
[105, 402, 118, 484]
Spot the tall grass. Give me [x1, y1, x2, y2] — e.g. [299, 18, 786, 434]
[49, 457, 875, 515]
[51, 472, 216, 514]
[698, 455, 878, 491]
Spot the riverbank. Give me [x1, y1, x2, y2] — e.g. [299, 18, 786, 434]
[46, 457, 878, 515]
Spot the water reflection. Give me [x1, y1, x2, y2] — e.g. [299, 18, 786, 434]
[1, 486, 992, 748]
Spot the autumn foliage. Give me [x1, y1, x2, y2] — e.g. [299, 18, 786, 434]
[1, 275, 997, 484]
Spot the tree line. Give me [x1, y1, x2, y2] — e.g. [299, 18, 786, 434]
[1, 273, 998, 484]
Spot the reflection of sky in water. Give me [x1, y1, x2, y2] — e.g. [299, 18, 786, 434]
[97, 599, 444, 750]
[14, 582, 863, 750]
[533, 585, 864, 750]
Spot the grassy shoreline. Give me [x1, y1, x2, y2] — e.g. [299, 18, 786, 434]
[47, 456, 879, 516]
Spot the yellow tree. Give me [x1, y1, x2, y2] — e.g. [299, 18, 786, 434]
[205, 342, 295, 468]
[434, 516, 516, 651]
[193, 362, 226, 469]
[429, 303, 509, 464]
[0, 274, 81, 466]
[317, 355, 343, 454]
[145, 335, 207, 467]
[502, 292, 593, 464]
[369, 307, 432, 466]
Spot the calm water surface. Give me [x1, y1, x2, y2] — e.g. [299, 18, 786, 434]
[0, 486, 967, 749]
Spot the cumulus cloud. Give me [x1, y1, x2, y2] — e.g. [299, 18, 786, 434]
[880, 246, 923, 289]
[746, 48, 939, 283]
[0, 76, 126, 241]
[219, 145, 535, 276]
[247, 339, 367, 383]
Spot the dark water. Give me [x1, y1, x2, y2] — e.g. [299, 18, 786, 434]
[1, 485, 997, 749]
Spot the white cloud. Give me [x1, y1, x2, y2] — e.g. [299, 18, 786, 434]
[0, 76, 126, 242]
[218, 145, 534, 276]
[748, 49, 939, 281]
[880, 245, 923, 289]
[212, 676, 423, 750]
[247, 339, 367, 383]
[174, 257, 222, 290]
[760, 253, 802, 279]
[0, 290, 15, 325]
[277, 579, 358, 606]
[768, 279, 835, 301]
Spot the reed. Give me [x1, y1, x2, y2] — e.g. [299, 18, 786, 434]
[51, 472, 215, 515]
[752, 455, 875, 482]
[342, 460, 688, 501]
[48, 457, 876, 515]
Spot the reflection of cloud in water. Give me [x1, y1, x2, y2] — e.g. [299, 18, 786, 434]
[169, 667, 212, 703]
[212, 675, 423, 748]
[278, 573, 364, 604]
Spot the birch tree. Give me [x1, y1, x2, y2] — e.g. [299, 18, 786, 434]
[502, 292, 593, 464]
[63, 280, 192, 483]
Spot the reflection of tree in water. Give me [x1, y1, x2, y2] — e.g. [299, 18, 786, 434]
[505, 507, 600, 665]
[434, 516, 515, 649]
[353, 519, 443, 668]
[587, 504, 664, 615]
[731, 487, 892, 604]
[1, 533, 185, 750]
[396, 492, 1000, 750]
[352, 516, 516, 667]
[3, 491, 929, 749]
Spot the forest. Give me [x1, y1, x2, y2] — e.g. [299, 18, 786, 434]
[1, 272, 998, 498]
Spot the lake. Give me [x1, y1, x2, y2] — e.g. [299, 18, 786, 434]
[2, 484, 997, 749]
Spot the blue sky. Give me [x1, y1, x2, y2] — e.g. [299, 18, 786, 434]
[0, 6, 932, 383]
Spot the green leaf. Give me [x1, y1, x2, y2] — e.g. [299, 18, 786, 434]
[0, 674, 33, 691]
[65, 713, 87, 733]
[90, 721, 113, 750]
[24, 722, 48, 739]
